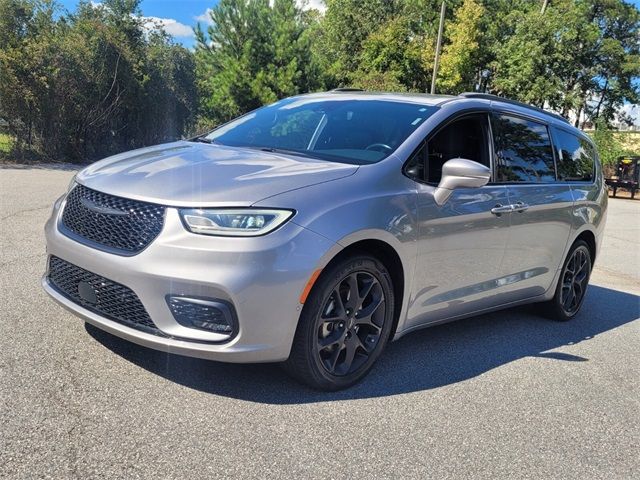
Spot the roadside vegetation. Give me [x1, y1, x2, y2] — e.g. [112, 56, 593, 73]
[0, 133, 14, 154]
[0, 0, 638, 163]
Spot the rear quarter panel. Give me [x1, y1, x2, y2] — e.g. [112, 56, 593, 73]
[569, 156, 608, 265]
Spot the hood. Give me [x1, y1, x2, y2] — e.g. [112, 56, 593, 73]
[76, 141, 358, 207]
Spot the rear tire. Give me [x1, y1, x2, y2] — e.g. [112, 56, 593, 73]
[284, 254, 395, 391]
[541, 240, 592, 321]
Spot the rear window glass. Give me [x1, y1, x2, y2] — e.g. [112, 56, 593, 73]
[554, 129, 595, 182]
[492, 114, 556, 183]
[204, 97, 438, 164]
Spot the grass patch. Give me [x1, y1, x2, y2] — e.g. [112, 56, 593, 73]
[0, 133, 15, 154]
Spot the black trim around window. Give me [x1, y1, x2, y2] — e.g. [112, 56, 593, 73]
[549, 125, 598, 185]
[490, 111, 558, 184]
[403, 106, 598, 187]
[402, 108, 494, 186]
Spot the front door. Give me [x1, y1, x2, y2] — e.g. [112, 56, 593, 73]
[405, 112, 511, 330]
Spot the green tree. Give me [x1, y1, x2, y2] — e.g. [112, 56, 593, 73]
[590, 120, 631, 167]
[436, 0, 484, 94]
[355, 15, 432, 92]
[0, 0, 196, 161]
[491, 0, 640, 126]
[320, 0, 402, 86]
[195, 0, 320, 128]
[319, 0, 455, 91]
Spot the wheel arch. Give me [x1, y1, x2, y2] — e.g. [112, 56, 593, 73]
[573, 228, 597, 264]
[318, 238, 407, 339]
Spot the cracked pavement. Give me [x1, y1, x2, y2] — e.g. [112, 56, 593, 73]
[1, 166, 638, 479]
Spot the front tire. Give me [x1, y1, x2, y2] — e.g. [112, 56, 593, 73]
[542, 240, 592, 321]
[284, 254, 395, 391]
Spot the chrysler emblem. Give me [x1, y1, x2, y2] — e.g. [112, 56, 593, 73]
[80, 197, 128, 216]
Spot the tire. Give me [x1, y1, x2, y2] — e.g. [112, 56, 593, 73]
[284, 254, 395, 391]
[541, 240, 592, 321]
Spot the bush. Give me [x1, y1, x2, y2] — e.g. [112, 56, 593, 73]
[0, 0, 196, 163]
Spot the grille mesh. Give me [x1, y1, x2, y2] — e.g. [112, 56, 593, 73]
[167, 297, 234, 333]
[47, 256, 166, 336]
[61, 184, 165, 254]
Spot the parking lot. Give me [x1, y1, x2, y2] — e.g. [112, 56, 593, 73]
[1, 165, 638, 479]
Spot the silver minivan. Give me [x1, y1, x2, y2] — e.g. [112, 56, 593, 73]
[43, 91, 607, 390]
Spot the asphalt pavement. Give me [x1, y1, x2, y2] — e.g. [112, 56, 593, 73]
[1, 165, 638, 479]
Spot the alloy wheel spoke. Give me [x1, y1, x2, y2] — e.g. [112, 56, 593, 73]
[318, 331, 343, 351]
[355, 297, 384, 330]
[355, 277, 377, 312]
[330, 287, 347, 319]
[561, 286, 570, 305]
[565, 287, 576, 310]
[573, 280, 583, 299]
[358, 334, 377, 353]
[345, 274, 360, 311]
[565, 257, 576, 275]
[327, 345, 343, 372]
[341, 337, 359, 373]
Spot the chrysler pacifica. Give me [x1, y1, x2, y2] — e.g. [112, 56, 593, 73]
[43, 91, 607, 390]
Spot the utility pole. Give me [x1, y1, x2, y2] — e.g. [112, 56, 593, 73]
[430, 1, 446, 94]
[541, 0, 549, 14]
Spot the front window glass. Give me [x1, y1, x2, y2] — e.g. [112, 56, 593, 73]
[425, 114, 490, 183]
[492, 114, 556, 183]
[554, 128, 595, 182]
[203, 97, 438, 164]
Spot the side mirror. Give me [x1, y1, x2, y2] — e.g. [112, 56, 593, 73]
[434, 158, 491, 206]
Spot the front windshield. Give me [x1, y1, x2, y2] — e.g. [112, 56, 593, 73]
[203, 97, 438, 164]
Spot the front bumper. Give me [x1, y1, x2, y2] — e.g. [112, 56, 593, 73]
[43, 194, 337, 363]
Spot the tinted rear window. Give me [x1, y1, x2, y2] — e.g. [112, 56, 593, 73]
[492, 114, 556, 183]
[204, 97, 438, 164]
[554, 129, 595, 182]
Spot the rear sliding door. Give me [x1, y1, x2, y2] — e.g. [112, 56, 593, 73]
[491, 112, 574, 301]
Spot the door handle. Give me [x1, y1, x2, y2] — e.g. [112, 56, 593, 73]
[513, 202, 530, 213]
[490, 204, 514, 215]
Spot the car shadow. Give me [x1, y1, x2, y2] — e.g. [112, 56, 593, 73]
[86, 285, 639, 404]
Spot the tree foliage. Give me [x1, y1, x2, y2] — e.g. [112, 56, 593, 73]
[491, 0, 640, 127]
[1, 0, 639, 162]
[590, 119, 633, 166]
[194, 0, 320, 128]
[0, 0, 196, 161]
[436, 0, 484, 93]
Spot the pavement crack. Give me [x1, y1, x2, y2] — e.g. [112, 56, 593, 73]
[0, 205, 49, 221]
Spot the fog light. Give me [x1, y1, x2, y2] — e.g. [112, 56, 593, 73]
[167, 296, 236, 334]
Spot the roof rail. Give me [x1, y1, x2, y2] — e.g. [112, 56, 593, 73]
[459, 92, 570, 124]
[331, 87, 365, 92]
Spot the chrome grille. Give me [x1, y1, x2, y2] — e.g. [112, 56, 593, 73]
[47, 256, 166, 337]
[61, 184, 165, 255]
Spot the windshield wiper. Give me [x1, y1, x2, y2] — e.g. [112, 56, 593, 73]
[191, 137, 214, 144]
[252, 146, 322, 160]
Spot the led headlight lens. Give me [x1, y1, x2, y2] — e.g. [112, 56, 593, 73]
[179, 208, 294, 237]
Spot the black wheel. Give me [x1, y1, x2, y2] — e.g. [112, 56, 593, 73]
[284, 254, 395, 390]
[542, 240, 592, 321]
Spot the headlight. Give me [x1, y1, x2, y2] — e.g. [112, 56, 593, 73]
[179, 208, 294, 237]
